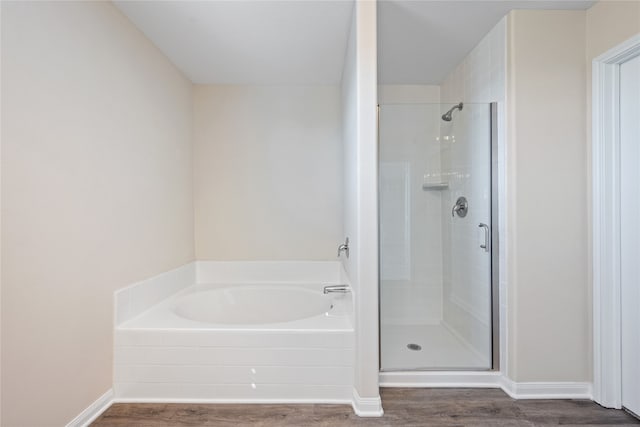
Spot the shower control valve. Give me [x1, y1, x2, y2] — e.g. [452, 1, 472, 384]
[452, 196, 468, 218]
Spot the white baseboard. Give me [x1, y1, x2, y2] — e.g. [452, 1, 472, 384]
[66, 389, 114, 427]
[114, 397, 352, 404]
[500, 377, 592, 399]
[351, 388, 384, 417]
[381, 372, 593, 400]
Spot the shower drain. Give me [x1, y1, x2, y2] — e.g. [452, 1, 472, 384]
[407, 343, 422, 351]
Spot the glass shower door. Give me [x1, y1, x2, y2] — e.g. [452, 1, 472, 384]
[379, 102, 493, 371]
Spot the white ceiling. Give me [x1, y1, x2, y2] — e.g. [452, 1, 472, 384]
[113, 0, 355, 85]
[114, 0, 595, 86]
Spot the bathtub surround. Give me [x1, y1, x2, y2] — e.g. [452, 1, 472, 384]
[1, 2, 194, 426]
[113, 261, 354, 404]
[114, 264, 196, 325]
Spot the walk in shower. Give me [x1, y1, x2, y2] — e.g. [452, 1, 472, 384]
[379, 102, 498, 371]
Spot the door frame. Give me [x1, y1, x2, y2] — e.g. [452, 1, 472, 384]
[592, 33, 640, 409]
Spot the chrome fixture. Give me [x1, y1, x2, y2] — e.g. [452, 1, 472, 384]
[337, 237, 349, 258]
[323, 284, 350, 294]
[479, 223, 490, 252]
[451, 196, 468, 217]
[442, 102, 464, 121]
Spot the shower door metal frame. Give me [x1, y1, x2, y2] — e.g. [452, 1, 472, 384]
[490, 102, 500, 372]
[377, 102, 500, 372]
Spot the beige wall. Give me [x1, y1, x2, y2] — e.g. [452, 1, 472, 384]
[1, 2, 194, 425]
[587, 1, 640, 60]
[506, 10, 589, 382]
[193, 85, 343, 260]
[504, 0, 638, 384]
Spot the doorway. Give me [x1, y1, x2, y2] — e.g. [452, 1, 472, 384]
[592, 34, 640, 413]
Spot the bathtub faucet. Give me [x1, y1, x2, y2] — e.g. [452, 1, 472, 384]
[323, 284, 350, 294]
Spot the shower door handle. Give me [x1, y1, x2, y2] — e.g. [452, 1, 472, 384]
[478, 223, 490, 252]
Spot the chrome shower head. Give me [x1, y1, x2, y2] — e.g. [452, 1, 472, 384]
[442, 102, 464, 122]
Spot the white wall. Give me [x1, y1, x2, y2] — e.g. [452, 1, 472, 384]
[439, 18, 506, 366]
[378, 85, 440, 104]
[341, 0, 381, 411]
[193, 85, 342, 261]
[342, 9, 358, 286]
[506, 10, 588, 382]
[378, 86, 442, 326]
[1, 2, 194, 425]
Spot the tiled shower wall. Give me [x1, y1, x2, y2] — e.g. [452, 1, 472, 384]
[439, 18, 506, 363]
[378, 86, 442, 325]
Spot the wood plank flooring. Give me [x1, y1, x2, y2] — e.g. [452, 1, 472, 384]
[92, 388, 640, 426]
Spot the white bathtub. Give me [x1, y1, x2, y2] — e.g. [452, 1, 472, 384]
[176, 285, 340, 325]
[118, 283, 352, 330]
[114, 262, 354, 403]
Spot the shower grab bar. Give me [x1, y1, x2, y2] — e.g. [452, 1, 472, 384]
[479, 223, 490, 252]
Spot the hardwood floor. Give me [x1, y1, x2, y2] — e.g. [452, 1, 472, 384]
[92, 388, 640, 426]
